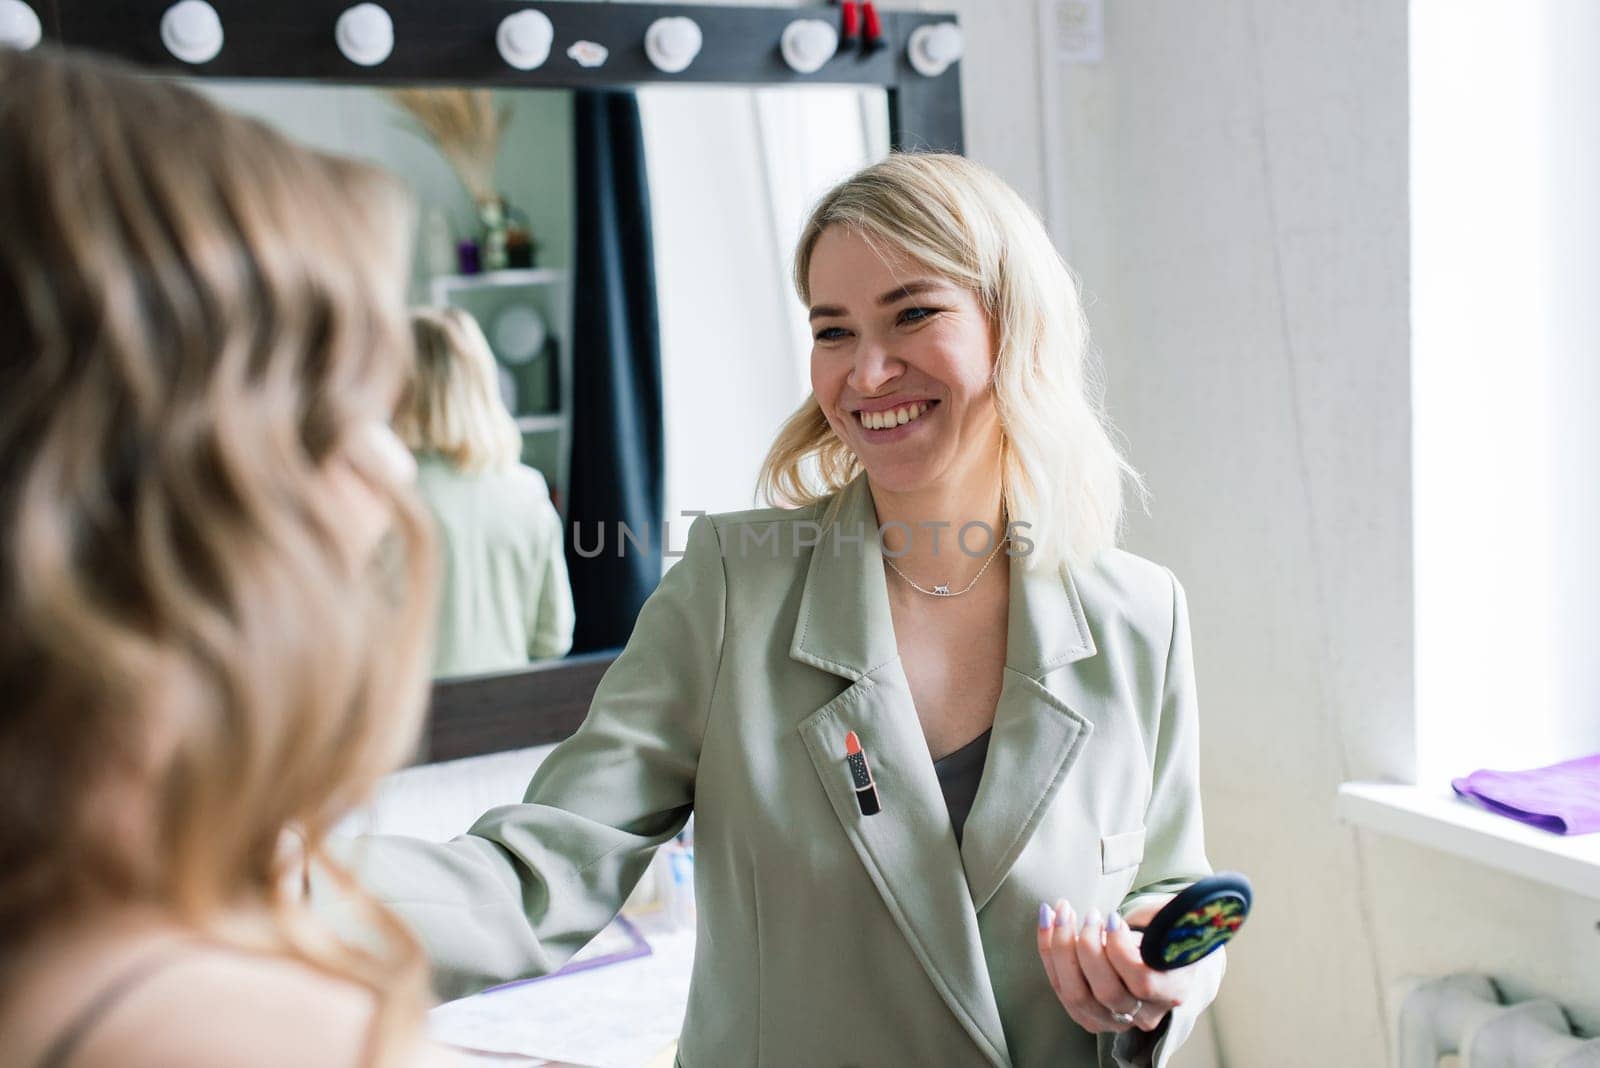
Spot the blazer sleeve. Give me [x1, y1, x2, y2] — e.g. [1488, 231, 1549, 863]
[311, 513, 726, 1001]
[1107, 568, 1225, 1068]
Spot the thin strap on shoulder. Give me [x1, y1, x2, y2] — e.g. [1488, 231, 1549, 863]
[36, 943, 194, 1068]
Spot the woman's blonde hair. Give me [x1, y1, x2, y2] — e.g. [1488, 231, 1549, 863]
[757, 152, 1144, 571]
[0, 48, 435, 1059]
[398, 306, 522, 473]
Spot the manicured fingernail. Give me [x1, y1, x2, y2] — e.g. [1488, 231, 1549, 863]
[1039, 902, 1054, 930]
[1082, 908, 1102, 933]
[1054, 898, 1072, 928]
[1107, 910, 1123, 933]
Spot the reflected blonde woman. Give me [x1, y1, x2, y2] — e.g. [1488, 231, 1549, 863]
[396, 307, 574, 675]
[0, 48, 469, 1067]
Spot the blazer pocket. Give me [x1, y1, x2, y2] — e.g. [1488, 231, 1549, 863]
[1100, 827, 1146, 875]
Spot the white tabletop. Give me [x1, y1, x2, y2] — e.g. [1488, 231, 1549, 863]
[430, 918, 694, 1068]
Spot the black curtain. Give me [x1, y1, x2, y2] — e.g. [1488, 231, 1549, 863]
[564, 90, 664, 654]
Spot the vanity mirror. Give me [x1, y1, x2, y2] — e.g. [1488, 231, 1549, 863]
[26, 0, 964, 763]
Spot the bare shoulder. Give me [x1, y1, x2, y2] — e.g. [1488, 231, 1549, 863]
[73, 945, 454, 1068]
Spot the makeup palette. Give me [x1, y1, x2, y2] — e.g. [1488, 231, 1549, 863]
[1136, 872, 1252, 972]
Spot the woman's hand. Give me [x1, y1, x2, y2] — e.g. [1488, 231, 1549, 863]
[1035, 897, 1208, 1036]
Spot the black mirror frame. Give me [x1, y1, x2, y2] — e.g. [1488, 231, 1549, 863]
[32, 0, 964, 764]
[37, 0, 962, 151]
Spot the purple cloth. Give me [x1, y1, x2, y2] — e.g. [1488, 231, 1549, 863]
[1451, 752, 1600, 835]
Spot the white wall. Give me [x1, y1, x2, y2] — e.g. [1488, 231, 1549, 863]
[1047, 4, 1407, 1060]
[1042, 0, 1600, 1064]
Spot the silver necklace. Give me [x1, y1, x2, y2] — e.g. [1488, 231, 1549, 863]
[883, 536, 1010, 598]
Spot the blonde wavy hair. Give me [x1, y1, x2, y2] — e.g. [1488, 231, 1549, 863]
[756, 152, 1144, 571]
[0, 48, 436, 1061]
[397, 306, 522, 473]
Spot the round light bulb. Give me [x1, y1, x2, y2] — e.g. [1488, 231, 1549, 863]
[160, 0, 224, 65]
[0, 0, 42, 51]
[908, 22, 964, 78]
[644, 16, 702, 75]
[781, 19, 838, 75]
[335, 3, 394, 67]
[497, 10, 554, 71]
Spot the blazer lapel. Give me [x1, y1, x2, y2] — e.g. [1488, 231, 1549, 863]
[791, 473, 1012, 1068]
[959, 558, 1099, 910]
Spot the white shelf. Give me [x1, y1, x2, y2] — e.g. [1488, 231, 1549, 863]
[430, 268, 568, 295]
[515, 413, 566, 433]
[1337, 781, 1600, 899]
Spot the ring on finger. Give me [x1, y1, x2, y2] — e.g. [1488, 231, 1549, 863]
[1109, 999, 1143, 1026]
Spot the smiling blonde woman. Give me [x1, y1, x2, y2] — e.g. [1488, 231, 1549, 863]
[322, 152, 1224, 1068]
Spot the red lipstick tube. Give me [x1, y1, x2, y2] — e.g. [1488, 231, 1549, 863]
[841, 0, 860, 42]
[862, 2, 884, 51]
[845, 731, 881, 816]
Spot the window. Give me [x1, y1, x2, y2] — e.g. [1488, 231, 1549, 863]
[1410, 0, 1600, 786]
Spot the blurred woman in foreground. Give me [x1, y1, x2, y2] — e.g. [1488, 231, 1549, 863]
[0, 47, 469, 1067]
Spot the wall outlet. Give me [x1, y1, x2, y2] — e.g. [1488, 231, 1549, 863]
[1044, 0, 1103, 64]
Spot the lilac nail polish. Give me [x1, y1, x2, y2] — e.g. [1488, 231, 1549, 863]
[1107, 910, 1123, 933]
[1081, 908, 1102, 933]
[1055, 906, 1072, 929]
[1039, 902, 1054, 930]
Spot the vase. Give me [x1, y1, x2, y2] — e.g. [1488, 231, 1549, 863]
[477, 196, 510, 272]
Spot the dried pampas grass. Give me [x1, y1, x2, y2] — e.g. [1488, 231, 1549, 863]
[387, 88, 510, 204]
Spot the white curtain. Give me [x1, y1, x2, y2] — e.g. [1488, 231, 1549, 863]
[639, 86, 890, 541]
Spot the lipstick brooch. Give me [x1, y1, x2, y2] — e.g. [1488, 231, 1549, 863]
[844, 730, 881, 816]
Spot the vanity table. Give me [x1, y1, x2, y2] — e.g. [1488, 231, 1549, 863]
[341, 742, 694, 1067]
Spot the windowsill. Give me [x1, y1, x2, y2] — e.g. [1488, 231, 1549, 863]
[1336, 782, 1600, 900]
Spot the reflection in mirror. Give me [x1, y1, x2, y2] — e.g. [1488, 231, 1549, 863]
[175, 80, 889, 677]
[640, 85, 891, 526]
[399, 305, 577, 677]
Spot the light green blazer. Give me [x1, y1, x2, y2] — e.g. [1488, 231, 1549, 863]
[413, 454, 574, 677]
[322, 472, 1220, 1067]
